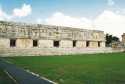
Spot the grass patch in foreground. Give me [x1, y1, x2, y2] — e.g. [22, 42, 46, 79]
[5, 53, 125, 84]
[0, 69, 15, 84]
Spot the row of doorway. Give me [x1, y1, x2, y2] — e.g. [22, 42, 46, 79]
[54, 40, 101, 47]
[10, 39, 101, 48]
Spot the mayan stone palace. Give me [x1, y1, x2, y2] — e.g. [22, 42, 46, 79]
[0, 21, 106, 56]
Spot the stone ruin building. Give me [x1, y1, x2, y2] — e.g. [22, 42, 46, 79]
[0, 21, 106, 56]
[122, 33, 125, 47]
[110, 33, 125, 49]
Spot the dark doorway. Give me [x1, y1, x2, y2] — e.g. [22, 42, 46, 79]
[98, 41, 101, 47]
[54, 41, 59, 47]
[10, 39, 16, 47]
[33, 40, 38, 47]
[86, 41, 90, 47]
[73, 40, 76, 47]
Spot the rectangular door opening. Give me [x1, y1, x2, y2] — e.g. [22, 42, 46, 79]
[98, 41, 101, 47]
[73, 40, 77, 47]
[10, 39, 16, 47]
[54, 41, 59, 47]
[33, 40, 38, 47]
[86, 41, 90, 47]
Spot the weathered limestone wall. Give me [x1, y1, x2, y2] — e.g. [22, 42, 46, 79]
[100, 42, 105, 48]
[0, 21, 106, 56]
[89, 41, 98, 48]
[39, 40, 53, 48]
[16, 39, 33, 48]
[0, 48, 123, 57]
[60, 40, 73, 48]
[76, 41, 86, 48]
[0, 38, 10, 48]
[0, 21, 105, 42]
[122, 33, 125, 45]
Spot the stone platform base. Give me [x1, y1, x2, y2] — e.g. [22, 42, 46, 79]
[0, 48, 124, 57]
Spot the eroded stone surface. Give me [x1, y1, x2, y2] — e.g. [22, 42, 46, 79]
[0, 21, 106, 56]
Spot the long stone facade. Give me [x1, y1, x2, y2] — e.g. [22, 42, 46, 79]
[0, 21, 106, 56]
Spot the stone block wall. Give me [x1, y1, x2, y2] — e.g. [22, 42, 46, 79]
[0, 21, 105, 42]
[38, 40, 53, 48]
[60, 40, 73, 48]
[16, 39, 33, 48]
[76, 41, 86, 48]
[0, 38, 10, 48]
[89, 41, 99, 48]
[100, 42, 105, 48]
[0, 21, 106, 56]
[122, 33, 125, 45]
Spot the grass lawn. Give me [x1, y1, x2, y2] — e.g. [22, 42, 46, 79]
[5, 53, 125, 84]
[0, 69, 15, 84]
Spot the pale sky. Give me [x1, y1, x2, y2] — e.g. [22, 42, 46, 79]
[0, 0, 125, 39]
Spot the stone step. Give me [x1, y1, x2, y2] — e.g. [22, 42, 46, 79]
[0, 48, 124, 57]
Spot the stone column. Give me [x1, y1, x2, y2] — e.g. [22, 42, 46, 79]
[100, 41, 105, 47]
[89, 41, 98, 48]
[39, 40, 53, 48]
[76, 41, 86, 48]
[16, 38, 33, 48]
[0, 38, 10, 48]
[60, 40, 73, 48]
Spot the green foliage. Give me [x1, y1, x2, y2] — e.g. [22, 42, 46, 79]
[106, 34, 119, 47]
[6, 53, 125, 84]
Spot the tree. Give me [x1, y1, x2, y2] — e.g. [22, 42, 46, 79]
[106, 34, 119, 47]
[112, 36, 119, 42]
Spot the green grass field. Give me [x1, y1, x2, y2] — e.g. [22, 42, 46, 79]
[5, 53, 125, 84]
[0, 69, 15, 84]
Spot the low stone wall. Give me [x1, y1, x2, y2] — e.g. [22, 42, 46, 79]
[0, 47, 124, 57]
